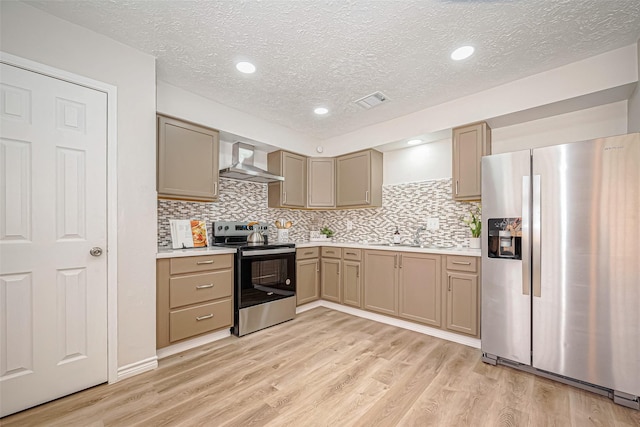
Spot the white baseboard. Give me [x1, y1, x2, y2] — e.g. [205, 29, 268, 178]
[116, 356, 158, 382]
[156, 329, 231, 360]
[297, 300, 481, 349]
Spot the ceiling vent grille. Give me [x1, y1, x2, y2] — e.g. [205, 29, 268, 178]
[354, 91, 388, 109]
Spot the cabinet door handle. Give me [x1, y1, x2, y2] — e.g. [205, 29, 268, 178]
[452, 261, 471, 266]
[213, 181, 218, 196]
[196, 283, 214, 289]
[196, 260, 214, 265]
[455, 180, 459, 195]
[399, 254, 403, 268]
[337, 263, 340, 275]
[356, 266, 360, 278]
[448, 276, 452, 292]
[316, 261, 319, 272]
[196, 314, 213, 321]
[394, 254, 398, 268]
[283, 191, 287, 203]
[365, 190, 369, 203]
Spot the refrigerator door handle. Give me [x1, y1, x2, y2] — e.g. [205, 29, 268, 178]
[522, 176, 531, 296]
[532, 174, 542, 298]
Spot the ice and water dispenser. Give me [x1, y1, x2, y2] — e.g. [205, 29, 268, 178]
[487, 218, 522, 259]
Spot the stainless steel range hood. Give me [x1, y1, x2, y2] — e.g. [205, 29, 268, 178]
[219, 142, 284, 183]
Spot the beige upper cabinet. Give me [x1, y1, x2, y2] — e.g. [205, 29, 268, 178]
[336, 149, 383, 208]
[452, 122, 491, 201]
[157, 115, 220, 202]
[268, 151, 307, 208]
[307, 157, 335, 208]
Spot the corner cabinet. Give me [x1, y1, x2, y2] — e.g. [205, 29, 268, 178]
[307, 157, 335, 208]
[156, 254, 234, 348]
[336, 149, 383, 208]
[157, 115, 220, 202]
[268, 150, 307, 208]
[452, 122, 491, 201]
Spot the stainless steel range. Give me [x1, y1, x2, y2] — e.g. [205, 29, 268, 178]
[212, 221, 296, 336]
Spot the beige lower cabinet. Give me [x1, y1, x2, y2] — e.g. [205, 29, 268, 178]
[443, 255, 480, 337]
[156, 254, 234, 348]
[398, 253, 442, 327]
[296, 248, 320, 305]
[363, 250, 398, 316]
[321, 247, 342, 303]
[342, 249, 362, 308]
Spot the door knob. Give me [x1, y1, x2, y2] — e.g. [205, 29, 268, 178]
[90, 247, 103, 257]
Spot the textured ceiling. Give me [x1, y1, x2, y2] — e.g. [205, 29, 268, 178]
[26, 0, 640, 141]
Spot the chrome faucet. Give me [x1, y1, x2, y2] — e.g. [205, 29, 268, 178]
[413, 226, 426, 246]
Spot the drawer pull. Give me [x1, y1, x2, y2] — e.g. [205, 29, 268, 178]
[326, 251, 335, 254]
[196, 284, 214, 289]
[452, 261, 471, 265]
[304, 251, 314, 255]
[346, 252, 357, 255]
[196, 314, 213, 321]
[196, 260, 214, 265]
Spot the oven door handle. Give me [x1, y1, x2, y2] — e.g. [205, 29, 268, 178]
[241, 248, 296, 257]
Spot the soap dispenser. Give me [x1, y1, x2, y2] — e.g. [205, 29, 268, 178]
[393, 226, 401, 244]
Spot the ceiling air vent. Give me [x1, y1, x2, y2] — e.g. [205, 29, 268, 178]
[354, 91, 388, 109]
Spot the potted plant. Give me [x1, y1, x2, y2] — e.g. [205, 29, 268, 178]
[461, 205, 482, 249]
[320, 226, 335, 239]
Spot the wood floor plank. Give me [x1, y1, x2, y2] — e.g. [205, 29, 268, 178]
[2, 307, 639, 427]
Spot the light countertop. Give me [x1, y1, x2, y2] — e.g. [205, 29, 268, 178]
[157, 241, 480, 259]
[156, 246, 237, 259]
[295, 241, 481, 257]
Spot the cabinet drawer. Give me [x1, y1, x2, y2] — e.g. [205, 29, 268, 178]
[342, 248, 362, 261]
[321, 247, 342, 258]
[446, 256, 477, 273]
[297, 247, 320, 260]
[170, 254, 233, 274]
[169, 299, 231, 342]
[169, 270, 232, 308]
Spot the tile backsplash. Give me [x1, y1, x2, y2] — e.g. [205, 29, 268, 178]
[157, 178, 480, 248]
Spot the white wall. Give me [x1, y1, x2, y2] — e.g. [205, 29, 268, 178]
[383, 139, 451, 185]
[157, 81, 317, 156]
[383, 101, 628, 184]
[629, 40, 640, 133]
[492, 101, 628, 154]
[1, 2, 157, 368]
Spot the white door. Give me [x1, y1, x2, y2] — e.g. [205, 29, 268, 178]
[0, 63, 108, 417]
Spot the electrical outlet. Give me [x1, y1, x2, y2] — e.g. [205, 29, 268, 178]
[426, 217, 440, 230]
[346, 220, 353, 231]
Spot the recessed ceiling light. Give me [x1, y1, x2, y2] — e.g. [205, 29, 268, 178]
[314, 107, 329, 115]
[236, 61, 256, 74]
[407, 139, 422, 145]
[451, 46, 475, 61]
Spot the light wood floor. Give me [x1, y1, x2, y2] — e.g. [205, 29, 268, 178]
[2, 307, 639, 426]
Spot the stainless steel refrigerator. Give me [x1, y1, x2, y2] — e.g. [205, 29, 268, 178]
[481, 133, 639, 409]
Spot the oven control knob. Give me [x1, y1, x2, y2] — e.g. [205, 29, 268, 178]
[224, 226, 229, 230]
[217, 226, 222, 230]
[286, 279, 291, 285]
